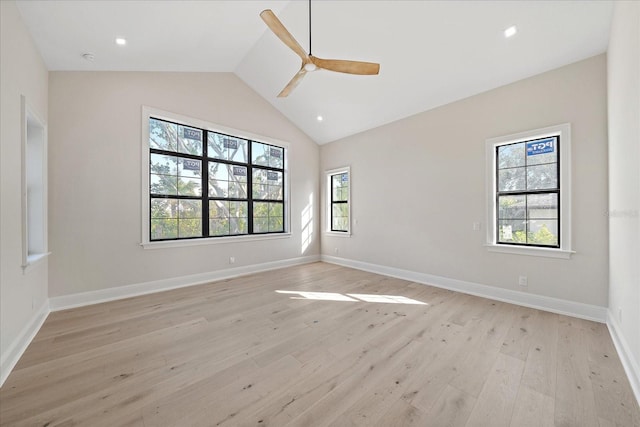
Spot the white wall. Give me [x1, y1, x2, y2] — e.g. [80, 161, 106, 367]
[321, 55, 608, 307]
[48, 72, 319, 298]
[0, 0, 49, 381]
[607, 0, 640, 391]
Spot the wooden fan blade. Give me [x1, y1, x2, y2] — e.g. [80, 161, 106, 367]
[278, 67, 307, 98]
[260, 9, 310, 63]
[310, 56, 380, 75]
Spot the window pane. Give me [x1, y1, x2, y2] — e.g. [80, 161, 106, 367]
[229, 182, 247, 198]
[151, 198, 177, 218]
[252, 142, 269, 166]
[525, 137, 557, 166]
[253, 202, 268, 217]
[269, 216, 284, 232]
[498, 195, 525, 219]
[498, 220, 526, 244]
[332, 217, 348, 232]
[498, 143, 525, 169]
[178, 219, 201, 238]
[208, 162, 232, 198]
[527, 193, 558, 219]
[268, 146, 284, 168]
[209, 200, 229, 219]
[207, 133, 227, 160]
[229, 139, 248, 163]
[268, 185, 283, 200]
[229, 201, 247, 217]
[332, 203, 349, 219]
[209, 162, 229, 181]
[254, 218, 268, 233]
[527, 220, 558, 246]
[253, 183, 268, 200]
[209, 218, 229, 236]
[150, 174, 177, 195]
[269, 202, 283, 217]
[230, 218, 248, 235]
[151, 218, 178, 240]
[208, 133, 248, 162]
[230, 165, 248, 183]
[178, 200, 201, 219]
[527, 164, 557, 190]
[177, 177, 201, 196]
[253, 201, 279, 233]
[149, 119, 177, 152]
[178, 125, 203, 156]
[498, 167, 526, 192]
[332, 174, 349, 202]
[178, 158, 201, 179]
[150, 153, 178, 175]
[526, 150, 557, 166]
[209, 180, 228, 198]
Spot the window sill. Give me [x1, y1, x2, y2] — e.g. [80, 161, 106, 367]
[141, 233, 291, 249]
[485, 244, 574, 259]
[22, 252, 51, 272]
[324, 231, 351, 238]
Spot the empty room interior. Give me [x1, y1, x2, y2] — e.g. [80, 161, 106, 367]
[1, 0, 639, 425]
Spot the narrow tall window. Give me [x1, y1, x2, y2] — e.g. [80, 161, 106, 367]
[326, 167, 350, 234]
[21, 96, 48, 269]
[145, 112, 287, 243]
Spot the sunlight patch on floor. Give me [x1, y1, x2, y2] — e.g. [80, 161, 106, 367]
[276, 290, 427, 305]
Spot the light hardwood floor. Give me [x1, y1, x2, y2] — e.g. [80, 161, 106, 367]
[1, 262, 638, 426]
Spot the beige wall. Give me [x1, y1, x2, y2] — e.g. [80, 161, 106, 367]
[608, 1, 640, 376]
[0, 1, 49, 375]
[321, 54, 608, 307]
[48, 72, 319, 297]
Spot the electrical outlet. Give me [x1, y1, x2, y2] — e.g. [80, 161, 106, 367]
[473, 222, 481, 231]
[334, 248, 339, 254]
[229, 256, 235, 264]
[518, 276, 528, 287]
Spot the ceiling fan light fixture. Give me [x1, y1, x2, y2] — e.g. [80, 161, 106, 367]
[304, 63, 318, 72]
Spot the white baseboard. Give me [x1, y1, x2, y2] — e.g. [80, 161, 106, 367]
[607, 310, 640, 406]
[1, 300, 50, 387]
[321, 255, 607, 323]
[50, 255, 320, 311]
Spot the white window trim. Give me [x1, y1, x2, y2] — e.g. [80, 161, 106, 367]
[140, 106, 291, 249]
[485, 123, 574, 259]
[325, 166, 351, 237]
[21, 96, 51, 272]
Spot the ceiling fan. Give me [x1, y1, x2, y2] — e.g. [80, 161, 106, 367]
[260, 1, 380, 97]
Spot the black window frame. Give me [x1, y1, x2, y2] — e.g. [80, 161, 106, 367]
[330, 171, 349, 233]
[495, 135, 560, 249]
[148, 117, 286, 242]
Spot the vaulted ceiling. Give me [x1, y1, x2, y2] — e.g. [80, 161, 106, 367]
[16, 0, 613, 144]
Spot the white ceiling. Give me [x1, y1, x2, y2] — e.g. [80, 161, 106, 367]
[16, 0, 613, 145]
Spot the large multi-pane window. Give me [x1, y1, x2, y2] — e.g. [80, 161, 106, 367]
[148, 117, 285, 241]
[496, 136, 560, 248]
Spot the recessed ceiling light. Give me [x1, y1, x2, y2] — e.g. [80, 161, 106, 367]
[504, 26, 518, 38]
[316, 115, 324, 122]
[115, 38, 127, 46]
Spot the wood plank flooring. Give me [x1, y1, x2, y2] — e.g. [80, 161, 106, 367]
[1, 262, 638, 426]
